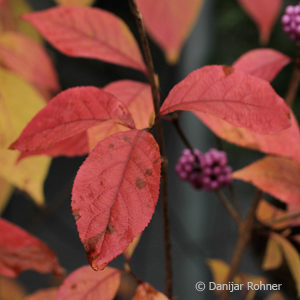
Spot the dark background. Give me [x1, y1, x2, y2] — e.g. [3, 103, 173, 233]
[2, 0, 300, 299]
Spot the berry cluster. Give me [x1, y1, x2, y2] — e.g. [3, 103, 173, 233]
[282, 4, 300, 41]
[175, 148, 232, 191]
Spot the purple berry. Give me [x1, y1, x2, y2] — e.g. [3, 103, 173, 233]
[175, 148, 232, 191]
[282, 4, 300, 41]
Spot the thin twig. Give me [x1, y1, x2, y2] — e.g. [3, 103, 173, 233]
[285, 43, 300, 107]
[172, 118, 194, 151]
[128, 1, 173, 297]
[219, 190, 263, 300]
[215, 190, 241, 226]
[228, 185, 242, 217]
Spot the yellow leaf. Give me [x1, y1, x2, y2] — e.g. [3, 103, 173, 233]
[271, 233, 300, 296]
[124, 234, 141, 261]
[0, 276, 26, 300]
[0, 150, 50, 205]
[5, 0, 41, 42]
[0, 67, 50, 205]
[55, 0, 95, 6]
[265, 291, 286, 300]
[262, 238, 283, 270]
[0, 177, 12, 213]
[0, 67, 45, 148]
[207, 259, 266, 297]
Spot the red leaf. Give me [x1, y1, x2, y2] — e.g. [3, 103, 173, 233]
[104, 80, 154, 129]
[160, 65, 291, 134]
[18, 131, 89, 159]
[136, 0, 203, 63]
[133, 282, 169, 300]
[72, 129, 161, 270]
[195, 112, 300, 164]
[24, 288, 58, 300]
[56, 266, 121, 300]
[0, 32, 59, 93]
[233, 156, 300, 206]
[238, 0, 282, 44]
[0, 218, 64, 277]
[23, 6, 146, 72]
[233, 49, 290, 82]
[10, 87, 134, 156]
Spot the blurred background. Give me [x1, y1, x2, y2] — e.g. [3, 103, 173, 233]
[1, 0, 300, 299]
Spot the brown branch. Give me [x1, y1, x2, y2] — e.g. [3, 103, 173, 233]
[215, 190, 241, 226]
[219, 190, 263, 300]
[285, 43, 300, 107]
[128, 1, 173, 297]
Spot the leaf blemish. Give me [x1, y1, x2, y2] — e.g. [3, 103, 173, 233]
[106, 224, 114, 234]
[72, 209, 81, 221]
[145, 169, 152, 176]
[136, 177, 147, 189]
[109, 144, 114, 149]
[222, 65, 234, 77]
[122, 136, 131, 143]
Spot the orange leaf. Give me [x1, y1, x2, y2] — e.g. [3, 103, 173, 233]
[233, 156, 300, 206]
[0, 276, 26, 300]
[56, 266, 121, 300]
[136, 0, 203, 63]
[23, 6, 146, 72]
[238, 0, 282, 44]
[72, 130, 161, 270]
[104, 80, 154, 129]
[160, 65, 291, 134]
[132, 282, 169, 300]
[23, 288, 58, 300]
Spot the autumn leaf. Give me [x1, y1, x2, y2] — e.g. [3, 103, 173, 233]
[87, 121, 129, 152]
[265, 292, 286, 300]
[160, 65, 291, 134]
[0, 0, 40, 42]
[55, 0, 95, 6]
[238, 0, 282, 44]
[233, 49, 290, 82]
[11, 87, 134, 157]
[0, 276, 26, 300]
[195, 112, 300, 164]
[136, 0, 203, 63]
[262, 238, 283, 270]
[124, 234, 141, 261]
[256, 199, 288, 229]
[104, 80, 154, 129]
[0, 67, 50, 205]
[0, 178, 12, 213]
[270, 233, 300, 296]
[72, 130, 161, 270]
[132, 282, 169, 300]
[0, 218, 64, 277]
[56, 266, 121, 300]
[23, 288, 58, 300]
[207, 259, 266, 291]
[23, 6, 146, 72]
[0, 151, 50, 205]
[0, 32, 59, 93]
[233, 156, 300, 206]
